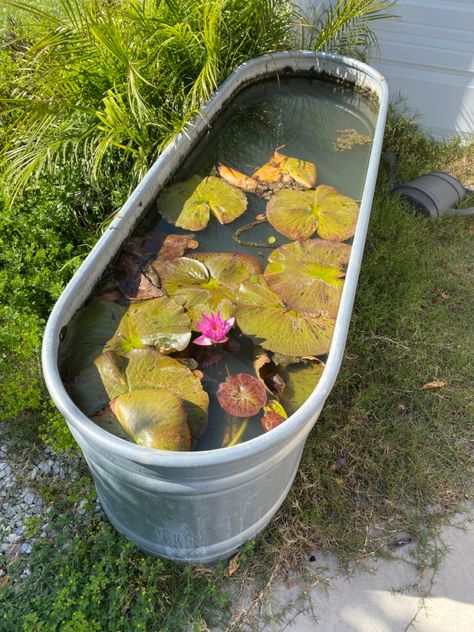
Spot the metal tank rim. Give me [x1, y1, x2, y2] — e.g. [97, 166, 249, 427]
[42, 50, 389, 468]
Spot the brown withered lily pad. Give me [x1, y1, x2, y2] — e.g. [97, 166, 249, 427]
[97, 233, 196, 303]
[252, 150, 317, 191]
[114, 254, 163, 302]
[264, 239, 351, 317]
[123, 231, 197, 262]
[266, 185, 359, 241]
[217, 373, 267, 417]
[159, 175, 248, 231]
[261, 400, 288, 432]
[216, 164, 262, 195]
[235, 276, 335, 357]
[152, 253, 261, 325]
[110, 389, 192, 451]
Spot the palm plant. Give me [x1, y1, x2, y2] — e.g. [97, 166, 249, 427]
[0, 0, 393, 204]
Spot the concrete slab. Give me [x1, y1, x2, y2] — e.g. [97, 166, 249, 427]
[258, 509, 474, 631]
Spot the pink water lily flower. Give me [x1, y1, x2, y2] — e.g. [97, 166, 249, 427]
[193, 311, 235, 346]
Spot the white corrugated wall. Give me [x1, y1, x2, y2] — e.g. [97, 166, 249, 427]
[297, 0, 474, 138]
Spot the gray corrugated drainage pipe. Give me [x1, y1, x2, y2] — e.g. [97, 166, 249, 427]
[391, 170, 474, 218]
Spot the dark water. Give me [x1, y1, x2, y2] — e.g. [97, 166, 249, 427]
[147, 75, 378, 450]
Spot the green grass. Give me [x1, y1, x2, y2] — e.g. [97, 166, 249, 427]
[1, 112, 472, 630]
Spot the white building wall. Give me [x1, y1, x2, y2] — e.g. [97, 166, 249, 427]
[298, 0, 474, 138]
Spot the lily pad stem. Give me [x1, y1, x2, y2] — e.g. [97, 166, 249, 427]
[232, 219, 273, 248]
[227, 417, 249, 447]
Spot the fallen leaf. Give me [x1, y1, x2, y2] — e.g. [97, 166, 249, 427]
[421, 380, 447, 390]
[0, 575, 8, 588]
[441, 291, 450, 299]
[227, 553, 241, 576]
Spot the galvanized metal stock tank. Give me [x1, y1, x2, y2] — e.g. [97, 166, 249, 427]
[42, 52, 388, 563]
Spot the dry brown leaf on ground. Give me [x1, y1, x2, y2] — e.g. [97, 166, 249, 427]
[227, 553, 241, 576]
[421, 379, 447, 390]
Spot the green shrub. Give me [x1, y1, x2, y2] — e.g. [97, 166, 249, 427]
[1, 0, 393, 203]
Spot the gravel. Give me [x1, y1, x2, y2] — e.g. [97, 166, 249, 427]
[0, 434, 104, 577]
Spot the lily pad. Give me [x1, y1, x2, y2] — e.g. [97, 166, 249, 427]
[266, 185, 359, 241]
[69, 351, 127, 415]
[216, 164, 261, 195]
[110, 389, 191, 450]
[235, 276, 335, 357]
[261, 399, 288, 432]
[69, 347, 208, 442]
[152, 253, 261, 325]
[264, 239, 351, 317]
[159, 175, 248, 231]
[279, 358, 325, 415]
[124, 348, 208, 440]
[59, 299, 126, 379]
[252, 150, 317, 190]
[107, 296, 192, 353]
[123, 231, 197, 262]
[217, 373, 267, 417]
[90, 411, 133, 442]
[114, 254, 164, 302]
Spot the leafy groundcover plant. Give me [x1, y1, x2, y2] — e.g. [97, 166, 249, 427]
[61, 150, 359, 449]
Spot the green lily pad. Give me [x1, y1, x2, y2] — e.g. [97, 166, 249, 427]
[69, 351, 127, 415]
[279, 358, 325, 415]
[124, 348, 208, 440]
[235, 276, 335, 357]
[266, 185, 359, 241]
[59, 299, 126, 379]
[264, 239, 351, 317]
[217, 373, 267, 417]
[153, 253, 261, 325]
[159, 175, 248, 231]
[91, 412, 133, 442]
[69, 347, 208, 442]
[189, 252, 262, 292]
[107, 296, 192, 353]
[110, 389, 191, 450]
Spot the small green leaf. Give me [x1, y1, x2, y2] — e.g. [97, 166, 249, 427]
[279, 359, 325, 415]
